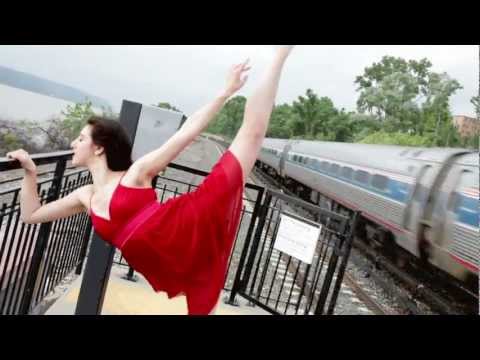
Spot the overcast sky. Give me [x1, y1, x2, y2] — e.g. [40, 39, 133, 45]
[1, 45, 478, 117]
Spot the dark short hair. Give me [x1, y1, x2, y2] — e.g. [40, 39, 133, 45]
[87, 116, 133, 171]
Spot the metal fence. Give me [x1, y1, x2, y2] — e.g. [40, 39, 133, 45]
[0, 151, 92, 315]
[1, 149, 265, 314]
[228, 188, 359, 315]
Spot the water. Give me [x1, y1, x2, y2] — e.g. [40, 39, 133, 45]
[0, 84, 101, 123]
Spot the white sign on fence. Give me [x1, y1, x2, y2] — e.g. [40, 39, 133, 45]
[273, 213, 322, 265]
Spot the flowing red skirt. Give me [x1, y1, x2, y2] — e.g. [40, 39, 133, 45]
[118, 150, 244, 315]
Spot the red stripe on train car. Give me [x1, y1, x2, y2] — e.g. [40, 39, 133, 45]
[449, 253, 478, 272]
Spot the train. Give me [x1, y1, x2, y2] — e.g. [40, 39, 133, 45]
[257, 138, 479, 284]
[205, 134, 479, 285]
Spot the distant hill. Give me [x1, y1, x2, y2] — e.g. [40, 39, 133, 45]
[0, 65, 111, 110]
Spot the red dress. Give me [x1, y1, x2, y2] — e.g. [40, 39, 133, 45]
[89, 150, 244, 315]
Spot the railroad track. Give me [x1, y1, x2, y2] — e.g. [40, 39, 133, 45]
[342, 272, 391, 315]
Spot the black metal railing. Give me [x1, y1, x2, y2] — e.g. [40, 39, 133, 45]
[229, 188, 359, 315]
[0, 151, 93, 315]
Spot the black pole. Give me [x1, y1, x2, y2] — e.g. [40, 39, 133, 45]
[75, 100, 142, 315]
[228, 190, 269, 305]
[75, 218, 93, 275]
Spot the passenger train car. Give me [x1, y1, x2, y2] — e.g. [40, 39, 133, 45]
[256, 138, 479, 283]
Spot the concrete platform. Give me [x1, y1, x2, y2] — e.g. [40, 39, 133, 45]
[45, 264, 270, 315]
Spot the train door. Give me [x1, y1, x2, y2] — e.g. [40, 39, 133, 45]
[279, 143, 292, 178]
[443, 170, 478, 277]
[416, 153, 470, 262]
[436, 166, 473, 244]
[402, 165, 435, 255]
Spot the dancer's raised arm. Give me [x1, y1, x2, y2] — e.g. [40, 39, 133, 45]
[133, 60, 250, 179]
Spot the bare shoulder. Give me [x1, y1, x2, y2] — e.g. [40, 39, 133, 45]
[75, 184, 94, 209]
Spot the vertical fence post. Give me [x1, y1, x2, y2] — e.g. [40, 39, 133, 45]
[122, 266, 137, 282]
[326, 211, 360, 315]
[314, 211, 358, 315]
[75, 100, 142, 315]
[228, 190, 269, 305]
[19, 158, 67, 315]
[75, 218, 93, 275]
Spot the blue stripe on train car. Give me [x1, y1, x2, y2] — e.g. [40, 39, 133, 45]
[388, 180, 411, 203]
[286, 158, 410, 204]
[456, 195, 479, 228]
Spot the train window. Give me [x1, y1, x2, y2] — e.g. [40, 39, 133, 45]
[320, 161, 329, 171]
[340, 167, 353, 179]
[293, 155, 298, 162]
[413, 150, 423, 157]
[312, 159, 319, 168]
[371, 174, 388, 190]
[329, 164, 340, 175]
[354, 170, 370, 184]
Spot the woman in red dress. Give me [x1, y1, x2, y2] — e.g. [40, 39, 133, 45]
[7, 46, 295, 315]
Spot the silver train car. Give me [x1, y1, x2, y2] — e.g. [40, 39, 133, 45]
[257, 138, 479, 283]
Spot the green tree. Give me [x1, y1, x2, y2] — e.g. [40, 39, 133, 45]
[1, 132, 21, 152]
[207, 96, 246, 138]
[359, 130, 431, 147]
[291, 89, 338, 138]
[60, 101, 95, 140]
[355, 56, 462, 139]
[268, 103, 296, 138]
[349, 113, 382, 142]
[324, 110, 355, 142]
[420, 72, 462, 140]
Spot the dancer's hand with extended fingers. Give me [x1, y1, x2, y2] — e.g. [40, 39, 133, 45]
[223, 58, 251, 98]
